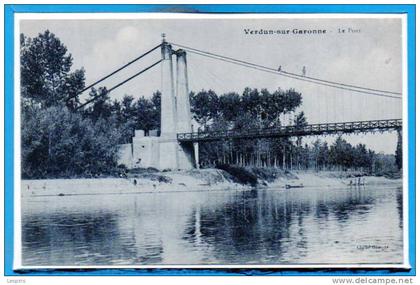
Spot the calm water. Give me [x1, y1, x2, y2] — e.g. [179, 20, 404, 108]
[21, 185, 403, 266]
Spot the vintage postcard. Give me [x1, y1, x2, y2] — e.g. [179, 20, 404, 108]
[9, 9, 412, 274]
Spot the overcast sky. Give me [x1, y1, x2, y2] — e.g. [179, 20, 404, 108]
[20, 16, 403, 154]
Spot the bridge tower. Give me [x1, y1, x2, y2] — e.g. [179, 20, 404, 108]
[118, 35, 196, 170]
[158, 38, 180, 170]
[160, 37, 177, 136]
[175, 49, 196, 169]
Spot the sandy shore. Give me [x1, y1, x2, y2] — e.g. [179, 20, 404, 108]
[271, 171, 402, 188]
[21, 169, 247, 197]
[21, 169, 401, 198]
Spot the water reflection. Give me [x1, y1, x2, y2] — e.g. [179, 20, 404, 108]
[21, 186, 403, 266]
[182, 187, 384, 264]
[22, 211, 126, 265]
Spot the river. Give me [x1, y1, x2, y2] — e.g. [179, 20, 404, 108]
[21, 185, 403, 266]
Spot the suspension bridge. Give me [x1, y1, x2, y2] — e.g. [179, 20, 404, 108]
[70, 35, 403, 170]
[177, 119, 402, 142]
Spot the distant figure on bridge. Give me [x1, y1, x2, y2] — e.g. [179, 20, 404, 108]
[302, 66, 306, 76]
[278, 65, 282, 72]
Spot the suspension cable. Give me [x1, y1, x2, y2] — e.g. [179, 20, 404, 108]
[75, 59, 162, 111]
[170, 42, 402, 99]
[67, 43, 162, 102]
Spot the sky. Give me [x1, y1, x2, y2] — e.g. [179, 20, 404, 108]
[20, 15, 403, 154]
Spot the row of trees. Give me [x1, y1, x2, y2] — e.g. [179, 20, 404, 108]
[20, 30, 401, 178]
[189, 88, 307, 169]
[190, 88, 303, 128]
[187, 89, 398, 175]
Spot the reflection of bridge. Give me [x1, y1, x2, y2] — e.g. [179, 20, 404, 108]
[177, 119, 402, 142]
[74, 35, 403, 170]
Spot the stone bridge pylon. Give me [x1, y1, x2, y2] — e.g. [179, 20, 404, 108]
[118, 36, 197, 170]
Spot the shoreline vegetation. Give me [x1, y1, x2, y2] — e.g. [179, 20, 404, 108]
[22, 167, 402, 197]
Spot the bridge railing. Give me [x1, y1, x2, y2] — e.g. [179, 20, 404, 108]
[177, 119, 402, 142]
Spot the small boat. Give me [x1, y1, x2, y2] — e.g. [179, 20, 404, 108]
[285, 184, 304, 189]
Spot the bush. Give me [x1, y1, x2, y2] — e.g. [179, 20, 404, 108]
[139, 173, 172, 183]
[21, 105, 121, 179]
[129, 167, 159, 175]
[216, 164, 258, 186]
[247, 167, 278, 183]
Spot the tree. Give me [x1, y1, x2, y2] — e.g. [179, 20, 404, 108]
[354, 144, 370, 170]
[20, 31, 122, 178]
[119, 95, 136, 123]
[190, 90, 219, 127]
[20, 30, 85, 108]
[188, 87, 305, 168]
[109, 92, 162, 143]
[151, 91, 162, 112]
[294, 111, 307, 128]
[241, 87, 261, 117]
[219, 92, 241, 122]
[21, 106, 120, 178]
[113, 95, 136, 143]
[84, 87, 112, 121]
[133, 96, 160, 133]
[319, 142, 330, 170]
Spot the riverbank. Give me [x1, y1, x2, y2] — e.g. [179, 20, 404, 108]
[21, 168, 402, 197]
[21, 169, 246, 197]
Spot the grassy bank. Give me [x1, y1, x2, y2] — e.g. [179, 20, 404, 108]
[216, 164, 400, 184]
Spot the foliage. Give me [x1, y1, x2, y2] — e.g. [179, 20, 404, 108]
[20, 30, 119, 178]
[216, 164, 258, 186]
[21, 105, 120, 178]
[192, 88, 303, 168]
[372, 153, 400, 177]
[20, 30, 85, 108]
[80, 90, 161, 144]
[189, 87, 398, 174]
[190, 90, 219, 127]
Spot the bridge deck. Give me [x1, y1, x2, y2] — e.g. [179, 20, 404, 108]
[177, 119, 402, 142]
